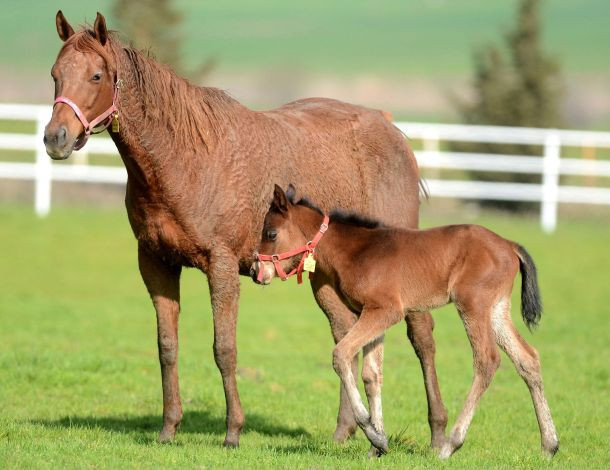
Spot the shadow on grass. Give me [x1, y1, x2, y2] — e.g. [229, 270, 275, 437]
[31, 409, 310, 441]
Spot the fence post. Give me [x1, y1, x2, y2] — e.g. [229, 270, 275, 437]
[423, 130, 440, 179]
[34, 108, 52, 217]
[541, 131, 561, 233]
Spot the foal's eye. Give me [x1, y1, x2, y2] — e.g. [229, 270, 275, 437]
[267, 229, 278, 241]
[91, 73, 102, 82]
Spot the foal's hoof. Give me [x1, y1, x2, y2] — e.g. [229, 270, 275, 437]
[365, 430, 388, 455]
[368, 445, 384, 458]
[542, 440, 559, 458]
[438, 442, 458, 460]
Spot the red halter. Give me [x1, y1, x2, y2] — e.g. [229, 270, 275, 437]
[53, 76, 121, 150]
[255, 215, 329, 284]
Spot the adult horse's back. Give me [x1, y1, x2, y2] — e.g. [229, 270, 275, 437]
[44, 11, 448, 449]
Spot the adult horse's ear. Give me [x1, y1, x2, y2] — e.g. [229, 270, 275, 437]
[272, 184, 289, 213]
[56, 10, 75, 42]
[93, 12, 108, 46]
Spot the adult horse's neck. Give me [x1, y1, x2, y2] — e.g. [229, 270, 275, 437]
[107, 39, 243, 189]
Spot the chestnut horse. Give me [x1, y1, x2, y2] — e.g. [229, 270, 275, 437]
[252, 185, 559, 458]
[44, 11, 447, 448]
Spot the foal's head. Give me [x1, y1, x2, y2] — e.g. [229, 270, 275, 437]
[44, 11, 116, 159]
[251, 185, 317, 284]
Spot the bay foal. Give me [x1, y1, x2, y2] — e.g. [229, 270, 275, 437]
[252, 185, 559, 458]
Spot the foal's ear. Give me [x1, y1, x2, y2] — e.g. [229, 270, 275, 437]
[285, 183, 297, 203]
[56, 10, 75, 42]
[93, 12, 108, 46]
[272, 184, 289, 213]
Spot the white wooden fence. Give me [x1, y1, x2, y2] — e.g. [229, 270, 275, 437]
[1, 103, 610, 232]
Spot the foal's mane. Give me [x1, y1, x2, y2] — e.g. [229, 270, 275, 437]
[286, 188, 384, 229]
[60, 28, 240, 153]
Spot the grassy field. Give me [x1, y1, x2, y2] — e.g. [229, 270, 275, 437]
[0, 206, 608, 468]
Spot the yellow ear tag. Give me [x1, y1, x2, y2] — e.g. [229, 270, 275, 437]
[303, 253, 316, 273]
[111, 113, 119, 133]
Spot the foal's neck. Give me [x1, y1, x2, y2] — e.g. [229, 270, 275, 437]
[293, 207, 354, 280]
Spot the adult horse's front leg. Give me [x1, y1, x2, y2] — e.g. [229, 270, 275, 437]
[138, 246, 183, 443]
[405, 312, 448, 449]
[207, 248, 244, 447]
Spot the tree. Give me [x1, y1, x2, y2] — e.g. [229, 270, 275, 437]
[112, 0, 213, 80]
[455, 0, 563, 211]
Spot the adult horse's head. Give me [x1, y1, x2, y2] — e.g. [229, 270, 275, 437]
[44, 11, 117, 160]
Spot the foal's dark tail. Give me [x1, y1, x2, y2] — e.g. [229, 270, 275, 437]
[514, 244, 543, 330]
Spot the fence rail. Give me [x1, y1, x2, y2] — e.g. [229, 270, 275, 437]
[1, 103, 609, 232]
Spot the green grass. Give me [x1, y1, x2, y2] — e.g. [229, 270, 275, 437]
[1, 0, 609, 77]
[0, 206, 608, 468]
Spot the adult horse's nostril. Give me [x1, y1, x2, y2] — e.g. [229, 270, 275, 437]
[57, 126, 67, 147]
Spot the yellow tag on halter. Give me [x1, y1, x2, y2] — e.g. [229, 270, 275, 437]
[111, 113, 119, 133]
[303, 253, 316, 273]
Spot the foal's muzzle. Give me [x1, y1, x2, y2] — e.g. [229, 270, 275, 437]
[250, 261, 273, 285]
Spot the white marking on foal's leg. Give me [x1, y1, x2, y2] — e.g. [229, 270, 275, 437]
[363, 338, 385, 458]
[491, 297, 559, 456]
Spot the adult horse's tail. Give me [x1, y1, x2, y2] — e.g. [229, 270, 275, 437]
[514, 244, 543, 330]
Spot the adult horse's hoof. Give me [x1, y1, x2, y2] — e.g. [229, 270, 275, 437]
[223, 434, 240, 448]
[158, 428, 176, 443]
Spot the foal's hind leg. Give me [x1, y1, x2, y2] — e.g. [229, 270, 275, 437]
[440, 302, 501, 459]
[491, 298, 559, 456]
[362, 335, 385, 457]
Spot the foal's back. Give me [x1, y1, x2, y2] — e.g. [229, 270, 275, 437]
[342, 223, 520, 312]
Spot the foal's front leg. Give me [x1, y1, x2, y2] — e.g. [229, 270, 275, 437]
[139, 246, 183, 443]
[362, 336, 385, 457]
[333, 307, 402, 454]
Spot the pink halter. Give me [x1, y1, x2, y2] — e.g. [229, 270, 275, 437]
[255, 215, 329, 284]
[53, 76, 121, 150]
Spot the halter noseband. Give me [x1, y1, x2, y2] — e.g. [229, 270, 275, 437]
[255, 215, 329, 284]
[53, 75, 121, 150]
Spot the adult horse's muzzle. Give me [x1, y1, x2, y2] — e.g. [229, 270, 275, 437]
[43, 122, 79, 160]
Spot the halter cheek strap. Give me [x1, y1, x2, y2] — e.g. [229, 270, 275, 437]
[255, 215, 329, 284]
[53, 76, 121, 150]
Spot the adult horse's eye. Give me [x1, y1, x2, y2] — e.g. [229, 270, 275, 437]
[267, 229, 277, 241]
[91, 73, 102, 82]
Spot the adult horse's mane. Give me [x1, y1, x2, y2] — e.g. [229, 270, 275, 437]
[60, 27, 240, 153]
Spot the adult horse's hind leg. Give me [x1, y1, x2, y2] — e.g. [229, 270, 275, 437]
[139, 246, 183, 443]
[311, 281, 359, 442]
[405, 312, 448, 449]
[491, 298, 559, 456]
[207, 247, 245, 447]
[440, 302, 501, 459]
